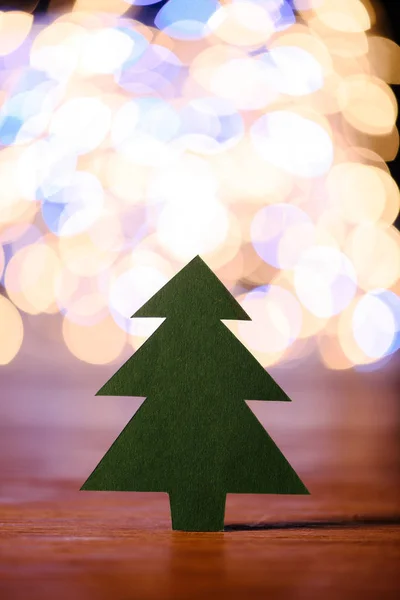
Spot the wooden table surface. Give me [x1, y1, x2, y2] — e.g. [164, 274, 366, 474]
[1, 472, 399, 600]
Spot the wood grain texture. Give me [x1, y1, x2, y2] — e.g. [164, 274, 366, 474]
[1, 478, 399, 600]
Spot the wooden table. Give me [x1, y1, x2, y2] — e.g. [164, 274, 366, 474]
[1, 472, 399, 600]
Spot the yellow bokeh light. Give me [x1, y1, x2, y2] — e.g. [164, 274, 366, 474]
[0, 295, 24, 365]
[30, 20, 87, 80]
[271, 24, 333, 71]
[209, 1, 275, 47]
[190, 44, 245, 92]
[58, 229, 117, 277]
[72, 0, 130, 17]
[200, 211, 242, 272]
[212, 136, 293, 204]
[327, 162, 397, 225]
[65, 292, 109, 326]
[314, 0, 371, 33]
[367, 36, 400, 85]
[0, 210, 37, 244]
[0, 11, 33, 56]
[105, 153, 149, 205]
[270, 271, 329, 339]
[5, 242, 61, 315]
[0, 244, 4, 279]
[336, 296, 383, 366]
[345, 224, 400, 290]
[0, 147, 36, 225]
[321, 30, 368, 59]
[62, 314, 127, 365]
[337, 75, 398, 135]
[342, 120, 400, 162]
[318, 332, 354, 370]
[316, 210, 348, 249]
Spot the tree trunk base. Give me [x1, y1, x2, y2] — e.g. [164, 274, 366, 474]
[169, 489, 226, 532]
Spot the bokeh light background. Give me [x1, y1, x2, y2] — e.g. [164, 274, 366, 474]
[1, 0, 399, 374]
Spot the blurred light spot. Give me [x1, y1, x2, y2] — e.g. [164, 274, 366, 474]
[157, 201, 230, 261]
[63, 315, 126, 365]
[116, 43, 181, 96]
[155, 0, 219, 40]
[105, 153, 149, 204]
[251, 204, 315, 269]
[112, 98, 180, 165]
[238, 284, 302, 354]
[148, 153, 218, 206]
[30, 22, 86, 81]
[209, 1, 275, 46]
[251, 111, 333, 177]
[72, 0, 131, 14]
[269, 28, 333, 73]
[41, 171, 104, 237]
[59, 231, 117, 277]
[0, 295, 23, 365]
[260, 46, 324, 96]
[327, 162, 398, 225]
[352, 292, 396, 359]
[5, 242, 61, 314]
[210, 57, 279, 110]
[78, 28, 134, 75]
[0, 73, 65, 146]
[213, 136, 293, 203]
[125, 0, 164, 4]
[293, 0, 324, 8]
[337, 75, 397, 135]
[0, 245, 4, 279]
[345, 224, 400, 290]
[367, 36, 400, 85]
[49, 97, 112, 155]
[113, 97, 179, 143]
[110, 264, 168, 338]
[17, 137, 77, 202]
[190, 44, 245, 91]
[178, 97, 244, 153]
[314, 0, 371, 33]
[294, 246, 357, 318]
[205, 214, 242, 272]
[318, 332, 354, 370]
[64, 292, 109, 327]
[0, 11, 33, 57]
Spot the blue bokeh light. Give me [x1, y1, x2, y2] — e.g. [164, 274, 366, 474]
[155, 0, 220, 40]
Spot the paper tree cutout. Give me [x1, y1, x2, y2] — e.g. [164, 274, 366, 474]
[81, 256, 309, 531]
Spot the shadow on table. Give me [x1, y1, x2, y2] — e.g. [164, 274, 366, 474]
[225, 515, 400, 531]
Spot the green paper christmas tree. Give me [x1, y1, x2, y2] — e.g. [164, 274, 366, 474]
[81, 256, 309, 531]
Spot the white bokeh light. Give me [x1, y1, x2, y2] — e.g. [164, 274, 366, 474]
[352, 292, 397, 359]
[251, 111, 334, 178]
[49, 171, 105, 237]
[262, 46, 324, 96]
[148, 153, 218, 207]
[111, 99, 180, 165]
[79, 28, 134, 75]
[238, 285, 303, 354]
[49, 97, 112, 155]
[109, 265, 168, 337]
[17, 137, 78, 201]
[156, 201, 230, 261]
[294, 246, 357, 318]
[251, 203, 315, 269]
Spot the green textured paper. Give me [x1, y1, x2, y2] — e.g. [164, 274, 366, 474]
[81, 256, 309, 531]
